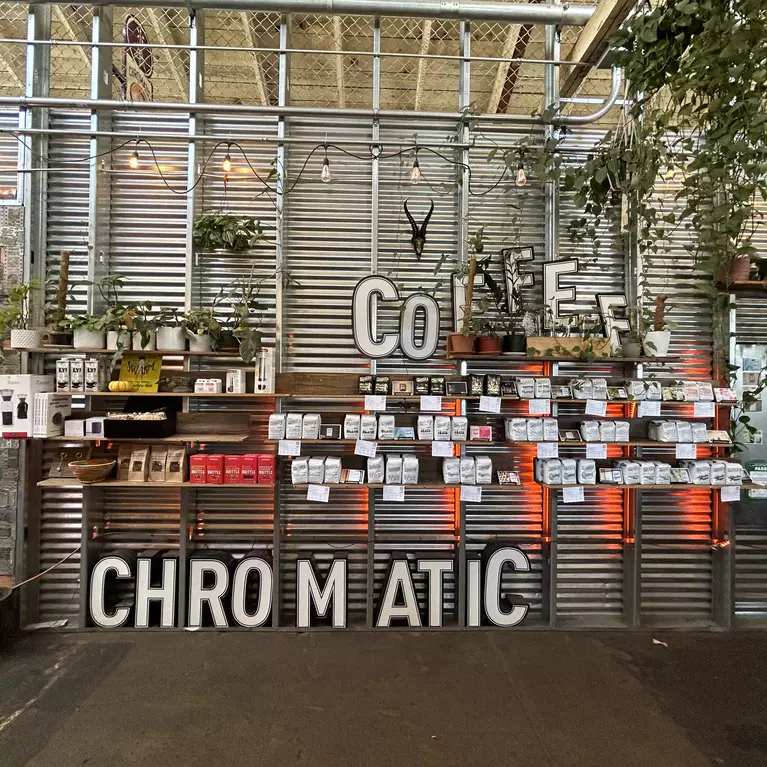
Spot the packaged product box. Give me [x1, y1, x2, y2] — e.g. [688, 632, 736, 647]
[691, 422, 709, 443]
[367, 455, 385, 484]
[323, 456, 341, 484]
[0, 374, 54, 438]
[710, 460, 727, 485]
[507, 418, 528, 442]
[117, 444, 134, 481]
[285, 413, 303, 440]
[655, 462, 672, 485]
[640, 462, 657, 485]
[686, 460, 711, 485]
[460, 456, 476, 485]
[148, 446, 168, 483]
[224, 455, 242, 484]
[676, 421, 693, 443]
[257, 454, 276, 485]
[85, 416, 106, 437]
[69, 360, 84, 394]
[360, 414, 378, 441]
[166, 446, 187, 482]
[84, 358, 107, 393]
[434, 416, 452, 441]
[64, 418, 85, 437]
[614, 421, 631, 442]
[253, 347, 275, 394]
[645, 380, 663, 401]
[451, 416, 468, 442]
[206, 454, 225, 485]
[579, 421, 601, 442]
[417, 415, 434, 441]
[560, 458, 577, 485]
[541, 459, 563, 485]
[683, 381, 700, 401]
[320, 424, 342, 440]
[385, 454, 403, 484]
[32, 393, 71, 438]
[308, 457, 325, 484]
[376, 376, 391, 395]
[599, 420, 616, 442]
[469, 424, 493, 442]
[516, 378, 536, 399]
[401, 454, 419, 485]
[697, 382, 715, 401]
[534, 377, 551, 399]
[190, 454, 207, 484]
[241, 454, 259, 483]
[542, 418, 559, 442]
[534, 458, 544, 483]
[485, 374, 501, 397]
[442, 457, 461, 484]
[475, 455, 493, 485]
[725, 462, 743, 485]
[128, 446, 150, 482]
[626, 380, 646, 401]
[302, 413, 322, 440]
[618, 460, 641, 485]
[570, 379, 593, 400]
[378, 414, 395, 440]
[658, 421, 678, 442]
[526, 419, 544, 442]
[468, 375, 484, 397]
[268, 414, 286, 440]
[591, 378, 609, 400]
[226, 369, 247, 394]
[343, 414, 361, 440]
[56, 359, 71, 393]
[577, 459, 597, 485]
[291, 457, 309, 485]
[358, 375, 374, 395]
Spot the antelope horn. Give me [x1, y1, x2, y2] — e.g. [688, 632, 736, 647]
[421, 199, 435, 231]
[403, 199, 419, 236]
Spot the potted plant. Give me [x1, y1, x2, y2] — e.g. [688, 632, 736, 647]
[642, 295, 671, 357]
[474, 305, 502, 355]
[620, 327, 643, 359]
[102, 307, 132, 351]
[473, 254, 526, 354]
[192, 215, 263, 252]
[0, 280, 45, 349]
[127, 300, 157, 351]
[46, 252, 73, 346]
[155, 306, 186, 351]
[183, 308, 220, 353]
[448, 256, 479, 355]
[69, 314, 106, 350]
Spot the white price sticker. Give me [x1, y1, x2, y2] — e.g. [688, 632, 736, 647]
[461, 485, 482, 502]
[431, 441, 455, 457]
[354, 439, 378, 458]
[364, 395, 387, 411]
[528, 399, 551, 416]
[479, 396, 502, 414]
[563, 486, 585, 504]
[383, 485, 405, 502]
[694, 401, 715, 418]
[278, 439, 301, 456]
[585, 399, 608, 417]
[307, 484, 330, 502]
[537, 442, 559, 459]
[420, 395, 443, 412]
[638, 401, 661, 418]
[675, 443, 697, 459]
[721, 485, 741, 503]
[586, 443, 608, 460]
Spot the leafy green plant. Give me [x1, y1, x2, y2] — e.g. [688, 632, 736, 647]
[193, 215, 263, 251]
[155, 306, 182, 328]
[182, 308, 220, 338]
[0, 280, 43, 334]
[127, 300, 158, 347]
[67, 314, 104, 332]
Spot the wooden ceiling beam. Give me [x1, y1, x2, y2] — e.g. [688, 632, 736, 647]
[52, 5, 90, 69]
[0, 21, 24, 89]
[146, 8, 187, 95]
[332, 16, 345, 109]
[487, 23, 520, 114]
[240, 12, 269, 105]
[413, 19, 432, 111]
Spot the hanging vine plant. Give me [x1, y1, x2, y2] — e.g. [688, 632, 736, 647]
[192, 214, 263, 251]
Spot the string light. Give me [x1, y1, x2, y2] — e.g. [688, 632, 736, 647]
[516, 162, 527, 187]
[321, 146, 331, 184]
[410, 154, 422, 185]
[222, 145, 232, 174]
[128, 148, 140, 170]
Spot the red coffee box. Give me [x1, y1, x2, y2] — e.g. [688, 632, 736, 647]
[190, 455, 207, 484]
[224, 455, 242, 484]
[257, 453, 276, 485]
[206, 454, 225, 485]
[241, 454, 259, 484]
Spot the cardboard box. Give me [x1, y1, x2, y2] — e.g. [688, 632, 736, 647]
[56, 359, 71, 393]
[241, 454, 259, 484]
[190, 454, 207, 484]
[32, 393, 71, 438]
[254, 348, 275, 394]
[226, 369, 247, 394]
[85, 416, 106, 438]
[64, 418, 85, 437]
[225, 455, 242, 484]
[206, 454, 224, 485]
[69, 360, 84, 394]
[0, 375, 55, 438]
[84, 358, 107, 393]
[257, 454, 275, 485]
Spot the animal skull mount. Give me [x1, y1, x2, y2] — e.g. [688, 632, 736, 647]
[404, 198, 434, 259]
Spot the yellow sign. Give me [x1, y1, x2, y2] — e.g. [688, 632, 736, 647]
[118, 353, 162, 392]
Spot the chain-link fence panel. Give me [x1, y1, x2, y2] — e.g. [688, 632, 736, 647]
[50, 5, 92, 98]
[0, 3, 26, 98]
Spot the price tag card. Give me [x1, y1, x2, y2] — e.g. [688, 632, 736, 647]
[431, 441, 455, 457]
[479, 396, 502, 414]
[420, 395, 443, 412]
[586, 443, 608, 460]
[383, 485, 405, 502]
[355, 439, 378, 458]
[638, 401, 661, 418]
[749, 489, 767, 499]
[307, 484, 330, 503]
[721, 485, 741, 503]
[528, 399, 551, 416]
[279, 439, 301, 456]
[461, 485, 482, 502]
[585, 399, 608, 417]
[694, 401, 715, 418]
[749, 470, 767, 486]
[537, 442, 559, 459]
[563, 486, 585, 504]
[364, 395, 387, 411]
[675, 443, 697, 459]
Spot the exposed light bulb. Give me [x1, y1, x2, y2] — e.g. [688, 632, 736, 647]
[321, 156, 331, 184]
[410, 158, 422, 184]
[516, 163, 527, 187]
[222, 152, 232, 173]
[129, 149, 140, 170]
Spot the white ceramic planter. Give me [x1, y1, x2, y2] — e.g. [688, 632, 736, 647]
[642, 330, 671, 357]
[132, 331, 157, 351]
[106, 330, 131, 350]
[621, 340, 642, 358]
[10, 329, 43, 349]
[156, 326, 186, 351]
[188, 332, 212, 353]
[73, 328, 106, 350]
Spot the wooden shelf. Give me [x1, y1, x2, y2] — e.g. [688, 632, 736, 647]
[38, 478, 274, 488]
[81, 391, 277, 398]
[5, 346, 240, 357]
[290, 483, 505, 489]
[45, 432, 251, 443]
[448, 354, 676, 363]
[270, 439, 497, 445]
[538, 482, 760, 490]
[722, 281, 767, 292]
[269, 439, 729, 447]
[514, 439, 731, 447]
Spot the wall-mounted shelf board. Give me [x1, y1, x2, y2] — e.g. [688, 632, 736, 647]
[45, 433, 251, 443]
[38, 478, 275, 488]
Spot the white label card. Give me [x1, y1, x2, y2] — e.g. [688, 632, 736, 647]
[585, 399, 608, 417]
[529, 399, 551, 416]
[461, 485, 482, 502]
[383, 485, 405, 502]
[749, 470, 767, 486]
[586, 443, 608, 460]
[279, 439, 301, 456]
[563, 486, 584, 504]
[431, 441, 455, 457]
[676, 443, 697, 459]
[479, 396, 502, 414]
[638, 401, 661, 418]
[420, 395, 443, 412]
[721, 485, 741, 503]
[364, 395, 387, 411]
[537, 442, 559, 459]
[355, 439, 378, 458]
[307, 484, 330, 502]
[693, 401, 715, 418]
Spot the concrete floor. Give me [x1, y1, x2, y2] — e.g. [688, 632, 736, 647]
[0, 632, 765, 766]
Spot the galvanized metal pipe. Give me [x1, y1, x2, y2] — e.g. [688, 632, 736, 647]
[553, 67, 623, 125]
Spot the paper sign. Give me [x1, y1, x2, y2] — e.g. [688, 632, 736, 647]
[537, 442, 559, 459]
[420, 395, 443, 412]
[479, 396, 502, 414]
[279, 439, 301, 456]
[355, 439, 377, 458]
[694, 401, 715, 418]
[364, 395, 387, 411]
[675, 443, 697, 459]
[461, 485, 482, 502]
[383, 485, 405, 502]
[749, 489, 767, 499]
[563, 486, 584, 504]
[586, 443, 607, 460]
[638, 401, 661, 418]
[307, 484, 330, 502]
[749, 470, 767, 486]
[431, 441, 455, 457]
[529, 399, 551, 416]
[585, 399, 608, 417]
[721, 485, 741, 503]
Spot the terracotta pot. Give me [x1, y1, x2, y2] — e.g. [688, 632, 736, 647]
[730, 256, 751, 282]
[476, 335, 502, 355]
[448, 333, 476, 354]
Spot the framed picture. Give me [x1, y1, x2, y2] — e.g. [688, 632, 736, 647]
[446, 380, 468, 396]
[497, 470, 521, 486]
[392, 378, 414, 395]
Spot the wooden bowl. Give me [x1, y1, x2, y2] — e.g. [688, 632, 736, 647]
[68, 459, 116, 485]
